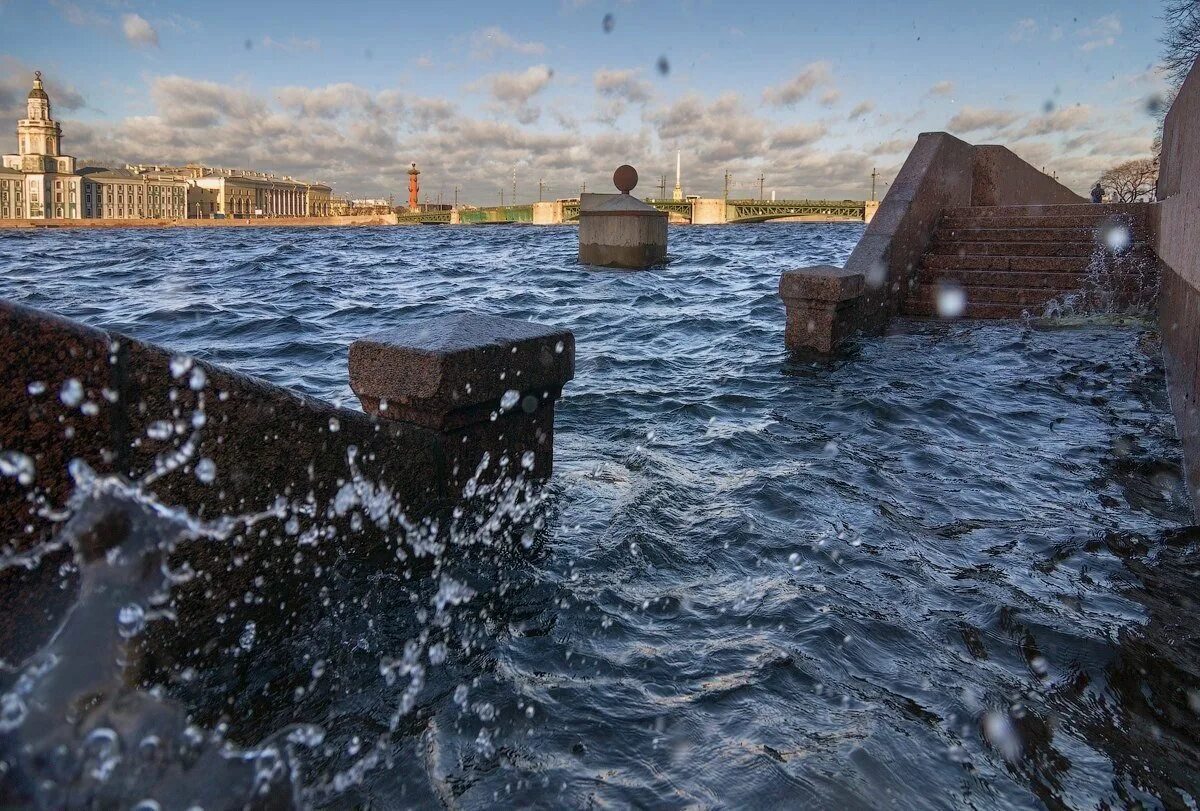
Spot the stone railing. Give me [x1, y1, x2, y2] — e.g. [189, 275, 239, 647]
[0, 300, 574, 659]
[778, 132, 1085, 352]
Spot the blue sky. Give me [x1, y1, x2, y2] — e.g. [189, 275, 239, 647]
[0, 0, 1171, 201]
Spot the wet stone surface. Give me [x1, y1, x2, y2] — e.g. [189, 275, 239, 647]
[0, 224, 1196, 808]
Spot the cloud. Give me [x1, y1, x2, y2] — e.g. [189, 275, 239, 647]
[1079, 14, 1121, 52]
[1010, 18, 1037, 42]
[51, 0, 109, 28]
[762, 61, 834, 107]
[871, 138, 913, 156]
[820, 89, 842, 107]
[1015, 104, 1092, 138]
[122, 13, 158, 47]
[0, 57, 86, 121]
[261, 36, 320, 53]
[648, 92, 767, 164]
[946, 105, 1021, 133]
[485, 65, 554, 123]
[770, 123, 828, 149]
[847, 100, 875, 120]
[927, 80, 955, 97]
[469, 26, 546, 58]
[593, 68, 652, 104]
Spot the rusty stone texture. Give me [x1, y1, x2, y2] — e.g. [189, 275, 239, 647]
[348, 312, 575, 485]
[0, 299, 452, 669]
[348, 313, 574, 429]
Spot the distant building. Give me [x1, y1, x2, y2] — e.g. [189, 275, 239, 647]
[1, 72, 80, 220]
[79, 167, 188, 220]
[2, 72, 335, 222]
[126, 165, 333, 219]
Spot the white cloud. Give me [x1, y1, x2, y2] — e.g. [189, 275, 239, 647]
[1016, 104, 1092, 138]
[1079, 14, 1121, 52]
[946, 105, 1021, 133]
[469, 26, 546, 58]
[594, 68, 652, 104]
[762, 61, 835, 107]
[1010, 18, 1037, 43]
[122, 13, 158, 47]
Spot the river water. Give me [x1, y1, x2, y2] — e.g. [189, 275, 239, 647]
[0, 223, 1195, 808]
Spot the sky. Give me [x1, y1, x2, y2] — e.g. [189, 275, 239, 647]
[0, 0, 1172, 203]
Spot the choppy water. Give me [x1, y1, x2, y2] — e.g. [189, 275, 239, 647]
[0, 224, 1196, 808]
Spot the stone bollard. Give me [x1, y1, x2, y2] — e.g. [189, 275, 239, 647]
[578, 165, 668, 269]
[348, 313, 575, 488]
[779, 266, 868, 353]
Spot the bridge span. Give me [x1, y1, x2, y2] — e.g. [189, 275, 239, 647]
[396, 197, 877, 226]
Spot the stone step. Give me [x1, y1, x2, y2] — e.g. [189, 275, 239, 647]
[940, 213, 1151, 231]
[941, 203, 1152, 219]
[922, 252, 1157, 273]
[915, 268, 1147, 291]
[901, 292, 1033, 319]
[915, 269, 1085, 290]
[936, 226, 1102, 242]
[921, 253, 1091, 272]
[931, 240, 1097, 257]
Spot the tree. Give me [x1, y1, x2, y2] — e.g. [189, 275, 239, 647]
[1097, 158, 1160, 203]
[1161, 0, 1200, 88]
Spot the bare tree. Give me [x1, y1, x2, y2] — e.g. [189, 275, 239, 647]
[1162, 0, 1200, 88]
[1098, 158, 1160, 203]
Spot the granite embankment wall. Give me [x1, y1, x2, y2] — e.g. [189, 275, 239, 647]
[0, 213, 399, 229]
[779, 132, 1085, 352]
[1156, 57, 1200, 519]
[0, 300, 573, 688]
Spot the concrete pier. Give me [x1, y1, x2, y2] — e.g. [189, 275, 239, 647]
[578, 165, 668, 269]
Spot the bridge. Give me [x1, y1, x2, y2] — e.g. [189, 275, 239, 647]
[395, 197, 876, 226]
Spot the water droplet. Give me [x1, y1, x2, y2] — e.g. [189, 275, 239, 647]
[328, 416, 340, 432]
[788, 552, 802, 571]
[169, 355, 193, 379]
[554, 340, 565, 353]
[521, 394, 539, 414]
[239, 620, 257, 650]
[59, 378, 84, 407]
[80, 401, 99, 416]
[26, 381, 45, 395]
[195, 458, 217, 484]
[602, 13, 614, 33]
[936, 283, 967, 318]
[0, 451, 35, 486]
[1030, 655, 1049, 677]
[146, 420, 173, 440]
[117, 603, 146, 639]
[189, 366, 207, 391]
[500, 389, 520, 411]
[1103, 223, 1131, 252]
[983, 710, 1021, 762]
[0, 692, 27, 731]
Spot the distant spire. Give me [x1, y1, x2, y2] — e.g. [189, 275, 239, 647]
[672, 149, 683, 201]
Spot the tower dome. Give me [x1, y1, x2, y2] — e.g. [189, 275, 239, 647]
[28, 71, 48, 101]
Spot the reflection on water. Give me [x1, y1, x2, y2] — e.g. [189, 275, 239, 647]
[0, 224, 1196, 807]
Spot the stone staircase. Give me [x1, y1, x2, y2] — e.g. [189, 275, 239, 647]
[902, 203, 1155, 318]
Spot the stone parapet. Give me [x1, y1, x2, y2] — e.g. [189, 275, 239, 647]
[349, 313, 575, 484]
[1155, 55, 1200, 517]
[779, 266, 884, 353]
[780, 132, 1089, 353]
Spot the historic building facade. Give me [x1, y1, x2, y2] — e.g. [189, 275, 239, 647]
[3, 73, 335, 221]
[1, 72, 81, 219]
[80, 167, 188, 220]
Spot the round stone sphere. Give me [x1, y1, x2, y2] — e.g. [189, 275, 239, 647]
[613, 165, 638, 194]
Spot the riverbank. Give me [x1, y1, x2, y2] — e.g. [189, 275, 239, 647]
[0, 213, 398, 229]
